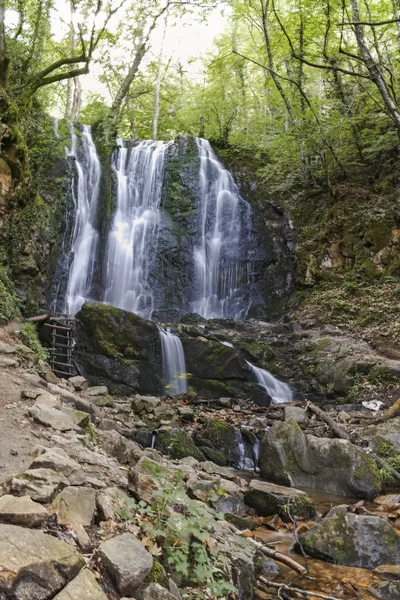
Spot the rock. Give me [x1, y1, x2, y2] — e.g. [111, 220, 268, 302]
[374, 564, 400, 578]
[219, 397, 232, 408]
[361, 417, 400, 455]
[52, 569, 108, 600]
[128, 457, 177, 504]
[371, 581, 400, 600]
[0, 342, 16, 354]
[143, 582, 176, 600]
[74, 303, 162, 395]
[21, 389, 41, 400]
[195, 419, 240, 465]
[224, 513, 256, 531]
[30, 447, 82, 478]
[168, 578, 182, 600]
[0, 356, 18, 367]
[284, 406, 307, 424]
[35, 393, 62, 409]
[11, 468, 69, 502]
[259, 420, 381, 498]
[28, 404, 78, 432]
[198, 446, 227, 466]
[84, 385, 109, 397]
[299, 505, 400, 568]
[0, 524, 85, 599]
[177, 406, 194, 422]
[244, 480, 315, 520]
[38, 359, 58, 384]
[47, 383, 97, 417]
[97, 487, 134, 521]
[155, 429, 205, 461]
[98, 532, 153, 595]
[61, 406, 90, 428]
[92, 396, 114, 407]
[0, 494, 49, 527]
[97, 430, 141, 464]
[69, 375, 88, 391]
[51, 486, 97, 526]
[375, 494, 400, 506]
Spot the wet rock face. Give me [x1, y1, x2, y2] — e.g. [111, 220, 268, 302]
[74, 302, 163, 395]
[259, 420, 381, 499]
[299, 505, 400, 569]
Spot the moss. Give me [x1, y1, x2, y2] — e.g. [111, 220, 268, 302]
[353, 453, 380, 482]
[146, 561, 167, 585]
[0, 265, 19, 324]
[20, 321, 48, 362]
[375, 437, 396, 458]
[156, 430, 205, 462]
[198, 446, 227, 466]
[224, 513, 256, 531]
[199, 419, 239, 465]
[240, 340, 275, 365]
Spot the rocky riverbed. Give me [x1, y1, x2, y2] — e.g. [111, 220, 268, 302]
[1, 321, 400, 599]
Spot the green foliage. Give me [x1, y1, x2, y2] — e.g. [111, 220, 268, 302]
[20, 322, 49, 362]
[117, 473, 236, 599]
[0, 265, 19, 324]
[378, 456, 400, 487]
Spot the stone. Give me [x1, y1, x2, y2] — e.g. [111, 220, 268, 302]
[28, 403, 78, 432]
[38, 360, 59, 384]
[51, 486, 97, 526]
[30, 447, 82, 478]
[284, 406, 307, 424]
[224, 513, 256, 531]
[177, 406, 194, 421]
[128, 457, 177, 504]
[35, 393, 62, 409]
[47, 383, 97, 417]
[195, 419, 240, 465]
[97, 430, 141, 464]
[0, 356, 18, 367]
[21, 389, 41, 400]
[143, 583, 176, 600]
[198, 446, 227, 466]
[155, 429, 205, 461]
[140, 396, 161, 413]
[299, 505, 400, 568]
[11, 468, 69, 502]
[0, 494, 49, 527]
[0, 524, 85, 599]
[0, 342, 16, 354]
[61, 406, 90, 428]
[168, 578, 182, 600]
[92, 396, 114, 407]
[259, 420, 381, 499]
[219, 397, 232, 407]
[98, 533, 153, 595]
[52, 569, 108, 600]
[97, 487, 135, 521]
[244, 480, 315, 520]
[69, 375, 88, 391]
[371, 581, 400, 600]
[361, 417, 400, 455]
[84, 385, 109, 397]
[374, 494, 400, 506]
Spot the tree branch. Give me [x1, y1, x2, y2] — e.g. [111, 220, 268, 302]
[339, 18, 400, 26]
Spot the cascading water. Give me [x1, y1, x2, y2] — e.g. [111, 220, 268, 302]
[247, 361, 293, 405]
[192, 138, 253, 320]
[104, 140, 171, 318]
[65, 125, 101, 315]
[159, 327, 188, 396]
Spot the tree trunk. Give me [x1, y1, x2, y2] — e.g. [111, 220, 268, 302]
[110, 42, 147, 121]
[152, 13, 168, 140]
[71, 77, 82, 122]
[0, 0, 9, 88]
[350, 0, 400, 133]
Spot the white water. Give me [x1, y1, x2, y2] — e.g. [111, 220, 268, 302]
[159, 327, 188, 396]
[236, 430, 261, 470]
[104, 140, 171, 318]
[192, 138, 253, 320]
[247, 361, 293, 405]
[65, 125, 101, 315]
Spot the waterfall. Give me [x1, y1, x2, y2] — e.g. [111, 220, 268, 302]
[159, 327, 188, 396]
[192, 138, 253, 320]
[52, 117, 62, 140]
[65, 125, 101, 315]
[247, 361, 293, 405]
[104, 140, 171, 319]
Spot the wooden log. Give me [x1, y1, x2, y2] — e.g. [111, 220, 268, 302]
[26, 313, 50, 323]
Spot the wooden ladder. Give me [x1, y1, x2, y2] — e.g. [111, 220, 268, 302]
[45, 315, 76, 378]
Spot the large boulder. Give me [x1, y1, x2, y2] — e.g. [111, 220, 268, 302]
[10, 468, 69, 503]
[0, 524, 85, 599]
[98, 533, 153, 595]
[299, 505, 400, 568]
[259, 420, 381, 498]
[0, 495, 49, 527]
[74, 302, 163, 395]
[361, 417, 400, 456]
[244, 480, 315, 520]
[195, 419, 241, 466]
[51, 486, 97, 526]
[155, 429, 205, 462]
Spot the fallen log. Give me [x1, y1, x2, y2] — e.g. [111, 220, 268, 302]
[26, 313, 51, 323]
[258, 578, 339, 600]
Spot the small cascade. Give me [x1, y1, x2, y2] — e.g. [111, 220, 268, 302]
[247, 361, 293, 405]
[151, 431, 157, 449]
[236, 430, 260, 471]
[192, 138, 253, 320]
[104, 140, 171, 318]
[52, 117, 62, 140]
[159, 327, 188, 396]
[65, 124, 101, 315]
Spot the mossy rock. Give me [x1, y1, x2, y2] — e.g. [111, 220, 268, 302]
[198, 446, 227, 466]
[299, 505, 400, 568]
[196, 419, 240, 465]
[224, 513, 256, 531]
[155, 429, 205, 462]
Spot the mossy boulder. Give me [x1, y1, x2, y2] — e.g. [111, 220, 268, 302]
[299, 505, 400, 568]
[182, 337, 248, 380]
[361, 418, 400, 456]
[244, 480, 315, 521]
[259, 420, 381, 499]
[195, 419, 241, 466]
[198, 446, 227, 466]
[74, 302, 162, 395]
[155, 429, 205, 462]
